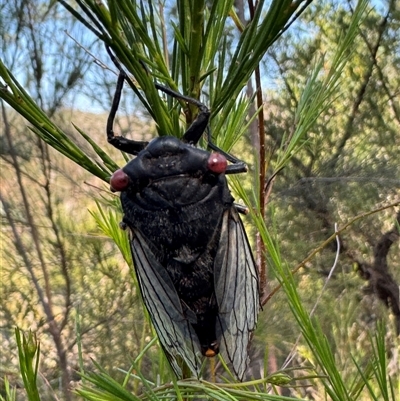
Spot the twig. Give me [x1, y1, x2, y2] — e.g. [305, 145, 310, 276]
[261, 199, 400, 306]
[281, 223, 341, 369]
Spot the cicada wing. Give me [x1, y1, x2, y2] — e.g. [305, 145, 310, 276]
[129, 229, 202, 378]
[214, 208, 259, 380]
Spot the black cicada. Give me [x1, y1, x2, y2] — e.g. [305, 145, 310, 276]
[108, 71, 259, 380]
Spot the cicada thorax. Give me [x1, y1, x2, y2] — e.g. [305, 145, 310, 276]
[119, 136, 234, 355]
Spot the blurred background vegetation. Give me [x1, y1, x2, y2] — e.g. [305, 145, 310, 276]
[0, 0, 399, 400]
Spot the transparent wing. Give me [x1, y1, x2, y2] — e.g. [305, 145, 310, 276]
[129, 229, 202, 378]
[214, 208, 259, 380]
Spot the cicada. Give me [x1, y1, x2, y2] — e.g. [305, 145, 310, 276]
[108, 71, 259, 380]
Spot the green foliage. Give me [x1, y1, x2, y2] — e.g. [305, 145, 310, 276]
[76, 365, 304, 401]
[11, 325, 398, 400]
[352, 322, 397, 401]
[59, 0, 304, 138]
[0, 60, 112, 180]
[89, 200, 132, 268]
[14, 329, 41, 401]
[0, 377, 16, 401]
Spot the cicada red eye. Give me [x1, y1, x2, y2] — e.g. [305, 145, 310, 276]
[207, 153, 227, 174]
[110, 169, 130, 191]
